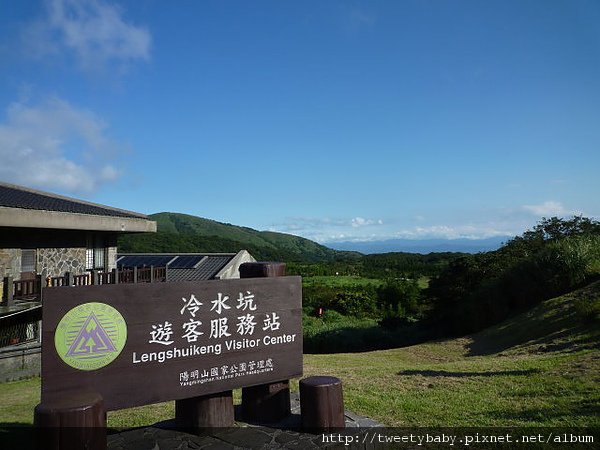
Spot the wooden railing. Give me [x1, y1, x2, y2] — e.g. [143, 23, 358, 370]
[97, 271, 114, 285]
[136, 267, 167, 282]
[73, 273, 91, 286]
[2, 267, 167, 304]
[154, 266, 167, 282]
[13, 276, 42, 299]
[118, 266, 166, 283]
[47, 275, 67, 287]
[118, 268, 135, 284]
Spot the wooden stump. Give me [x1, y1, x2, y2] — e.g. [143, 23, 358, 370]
[239, 262, 286, 278]
[241, 380, 291, 423]
[175, 390, 234, 428]
[300, 376, 345, 432]
[34, 392, 106, 450]
[240, 262, 292, 423]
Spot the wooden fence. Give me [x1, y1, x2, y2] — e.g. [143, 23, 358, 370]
[2, 266, 167, 304]
[12, 275, 43, 299]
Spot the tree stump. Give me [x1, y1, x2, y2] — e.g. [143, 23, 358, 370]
[241, 380, 291, 423]
[34, 392, 106, 450]
[175, 391, 235, 429]
[239, 262, 286, 278]
[300, 376, 345, 432]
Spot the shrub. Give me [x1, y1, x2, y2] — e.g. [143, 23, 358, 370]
[301, 310, 428, 353]
[376, 279, 421, 318]
[333, 290, 378, 318]
[433, 232, 600, 336]
[321, 309, 347, 323]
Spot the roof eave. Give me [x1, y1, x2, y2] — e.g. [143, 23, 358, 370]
[0, 181, 149, 219]
[0, 206, 157, 233]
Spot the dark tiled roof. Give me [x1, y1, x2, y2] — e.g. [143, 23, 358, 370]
[117, 254, 235, 281]
[194, 256, 232, 279]
[0, 182, 148, 219]
[167, 268, 213, 282]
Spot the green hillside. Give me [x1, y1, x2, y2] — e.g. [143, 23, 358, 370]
[467, 278, 600, 356]
[118, 212, 358, 262]
[303, 279, 600, 426]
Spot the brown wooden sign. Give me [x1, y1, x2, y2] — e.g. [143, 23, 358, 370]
[41, 277, 302, 410]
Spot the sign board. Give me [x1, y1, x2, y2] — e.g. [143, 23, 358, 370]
[41, 277, 302, 410]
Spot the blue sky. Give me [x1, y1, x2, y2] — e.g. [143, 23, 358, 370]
[1, 0, 599, 244]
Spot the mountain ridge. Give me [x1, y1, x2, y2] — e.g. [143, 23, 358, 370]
[118, 212, 360, 262]
[119, 212, 507, 260]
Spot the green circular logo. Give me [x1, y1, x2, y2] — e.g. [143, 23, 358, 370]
[54, 302, 127, 371]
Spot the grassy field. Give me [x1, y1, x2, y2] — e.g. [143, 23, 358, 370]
[302, 275, 429, 289]
[1, 281, 598, 428]
[302, 275, 384, 289]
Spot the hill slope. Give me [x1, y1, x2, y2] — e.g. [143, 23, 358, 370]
[304, 280, 600, 426]
[118, 212, 358, 262]
[466, 278, 600, 356]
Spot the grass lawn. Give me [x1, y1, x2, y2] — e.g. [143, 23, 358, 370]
[303, 341, 598, 427]
[1, 283, 598, 429]
[2, 346, 596, 428]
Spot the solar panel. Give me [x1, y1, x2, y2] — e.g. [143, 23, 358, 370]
[169, 255, 205, 269]
[116, 254, 235, 279]
[118, 255, 174, 268]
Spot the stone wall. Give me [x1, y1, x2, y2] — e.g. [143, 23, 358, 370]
[107, 246, 118, 271]
[1, 230, 124, 285]
[0, 248, 21, 278]
[0, 249, 20, 300]
[38, 247, 87, 278]
[1, 245, 117, 284]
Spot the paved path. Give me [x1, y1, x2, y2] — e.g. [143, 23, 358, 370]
[108, 393, 385, 449]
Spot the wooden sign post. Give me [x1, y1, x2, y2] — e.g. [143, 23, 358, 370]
[36, 274, 303, 447]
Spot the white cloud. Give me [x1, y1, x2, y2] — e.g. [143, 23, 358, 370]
[273, 217, 343, 232]
[522, 201, 569, 217]
[351, 217, 383, 228]
[22, 0, 151, 72]
[267, 215, 384, 242]
[270, 214, 521, 244]
[273, 216, 383, 232]
[0, 97, 125, 193]
[394, 225, 511, 240]
[271, 216, 512, 243]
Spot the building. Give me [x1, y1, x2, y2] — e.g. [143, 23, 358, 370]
[0, 181, 156, 301]
[0, 182, 259, 376]
[0, 181, 157, 380]
[116, 251, 256, 282]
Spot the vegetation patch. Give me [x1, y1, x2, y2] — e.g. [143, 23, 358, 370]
[303, 288, 599, 426]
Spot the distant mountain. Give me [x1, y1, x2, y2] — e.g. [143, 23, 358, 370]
[118, 212, 510, 260]
[325, 236, 510, 254]
[118, 212, 359, 262]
